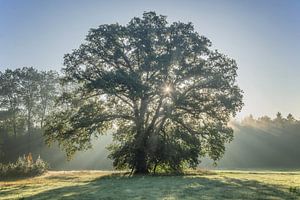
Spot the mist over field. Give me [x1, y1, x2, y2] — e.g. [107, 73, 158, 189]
[2, 115, 297, 171]
[59, 120, 300, 170]
[64, 118, 300, 170]
[203, 118, 300, 169]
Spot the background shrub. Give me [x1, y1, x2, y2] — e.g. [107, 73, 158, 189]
[0, 153, 48, 178]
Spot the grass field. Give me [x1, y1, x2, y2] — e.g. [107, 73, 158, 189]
[1, 170, 300, 200]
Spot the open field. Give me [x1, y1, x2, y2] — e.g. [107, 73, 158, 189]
[1, 170, 300, 200]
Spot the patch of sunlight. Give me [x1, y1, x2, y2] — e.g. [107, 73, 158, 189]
[63, 192, 77, 197]
[163, 195, 176, 200]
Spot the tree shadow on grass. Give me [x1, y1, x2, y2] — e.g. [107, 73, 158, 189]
[22, 174, 299, 200]
[0, 174, 43, 182]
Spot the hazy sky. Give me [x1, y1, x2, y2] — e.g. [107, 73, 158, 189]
[0, 0, 299, 119]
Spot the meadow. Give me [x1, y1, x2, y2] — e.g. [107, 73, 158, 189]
[1, 170, 300, 200]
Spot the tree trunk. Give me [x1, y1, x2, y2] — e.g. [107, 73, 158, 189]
[40, 116, 44, 128]
[27, 108, 31, 153]
[10, 100, 17, 139]
[40, 104, 47, 128]
[133, 98, 150, 174]
[153, 161, 158, 174]
[134, 149, 148, 174]
[134, 131, 148, 174]
[12, 114, 17, 139]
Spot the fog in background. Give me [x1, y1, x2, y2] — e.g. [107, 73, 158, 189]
[63, 116, 300, 170]
[13, 114, 299, 170]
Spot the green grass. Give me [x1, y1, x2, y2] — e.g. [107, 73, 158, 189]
[1, 170, 300, 199]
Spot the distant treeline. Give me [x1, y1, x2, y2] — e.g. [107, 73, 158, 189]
[208, 113, 300, 169]
[0, 67, 59, 162]
[1, 67, 300, 169]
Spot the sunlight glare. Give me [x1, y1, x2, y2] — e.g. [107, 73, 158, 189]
[164, 85, 172, 94]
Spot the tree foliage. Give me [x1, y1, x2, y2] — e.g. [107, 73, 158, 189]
[0, 67, 59, 155]
[45, 12, 243, 173]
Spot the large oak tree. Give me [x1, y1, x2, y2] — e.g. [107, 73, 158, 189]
[45, 12, 243, 173]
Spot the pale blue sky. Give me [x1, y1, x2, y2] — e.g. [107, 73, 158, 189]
[0, 0, 299, 119]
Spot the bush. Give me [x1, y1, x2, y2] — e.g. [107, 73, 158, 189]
[0, 153, 48, 178]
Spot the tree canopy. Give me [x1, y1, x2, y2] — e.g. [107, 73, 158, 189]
[0, 67, 59, 158]
[45, 12, 243, 173]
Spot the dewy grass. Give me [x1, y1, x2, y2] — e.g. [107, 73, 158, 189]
[0, 170, 300, 200]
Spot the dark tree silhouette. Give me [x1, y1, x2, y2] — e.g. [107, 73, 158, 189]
[45, 12, 243, 173]
[0, 69, 22, 139]
[0, 67, 59, 155]
[286, 113, 295, 122]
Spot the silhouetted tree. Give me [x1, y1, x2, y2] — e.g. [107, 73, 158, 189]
[0, 67, 59, 156]
[0, 69, 22, 139]
[286, 113, 295, 122]
[37, 70, 59, 128]
[45, 12, 243, 173]
[274, 112, 284, 126]
[18, 67, 41, 152]
[275, 112, 283, 120]
[258, 115, 272, 124]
